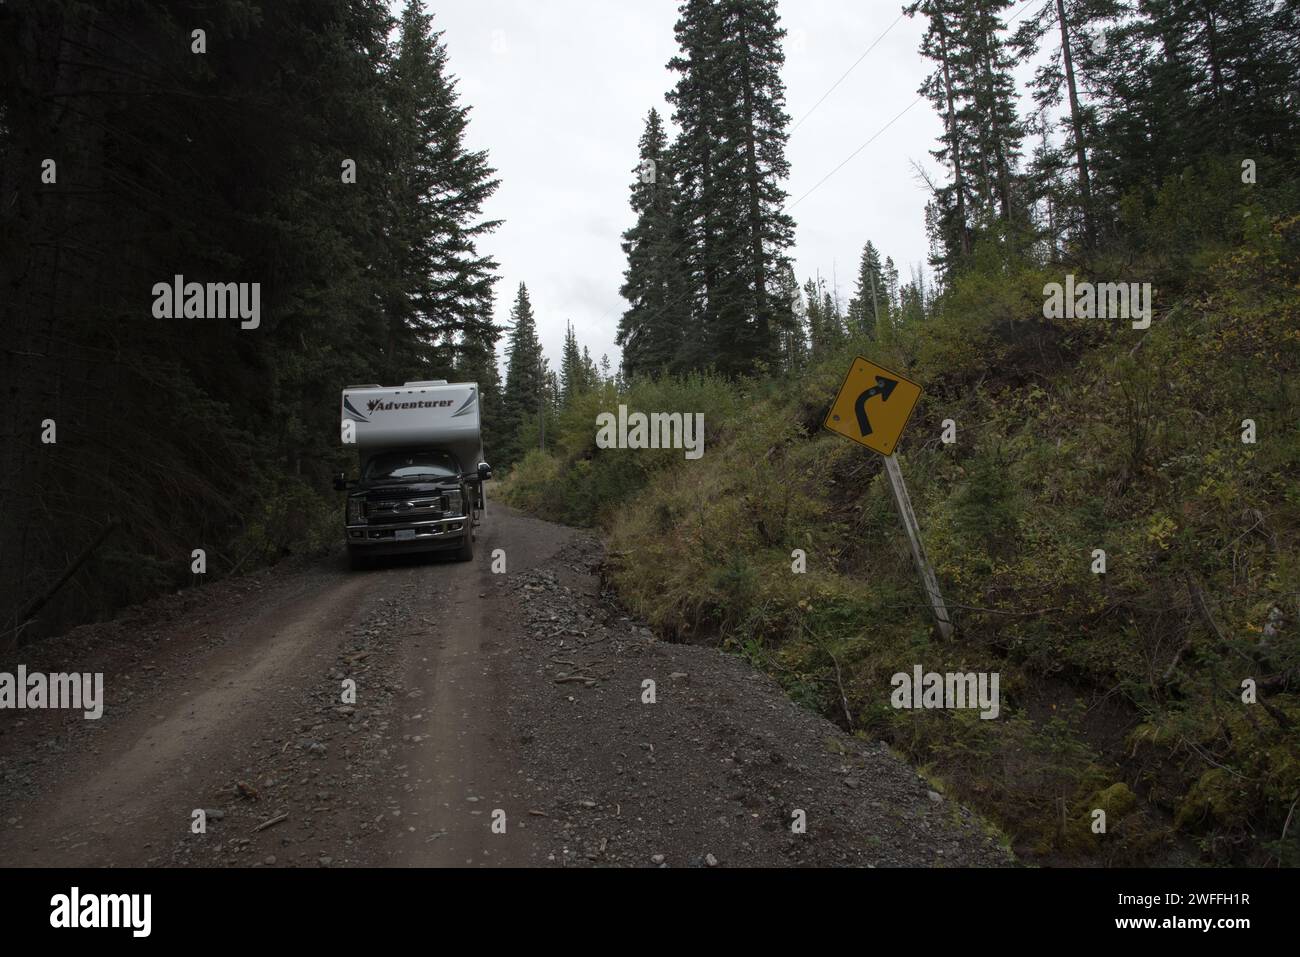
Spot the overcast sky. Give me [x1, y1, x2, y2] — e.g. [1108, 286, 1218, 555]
[422, 0, 1036, 372]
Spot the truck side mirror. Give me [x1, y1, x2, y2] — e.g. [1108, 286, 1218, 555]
[333, 472, 348, 491]
[477, 462, 492, 481]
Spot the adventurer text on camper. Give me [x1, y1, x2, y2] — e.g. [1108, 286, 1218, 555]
[366, 399, 456, 412]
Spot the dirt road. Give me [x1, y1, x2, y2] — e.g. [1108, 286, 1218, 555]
[0, 506, 1010, 868]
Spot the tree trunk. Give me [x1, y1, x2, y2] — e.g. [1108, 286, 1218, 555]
[1056, 0, 1096, 248]
[737, 12, 770, 360]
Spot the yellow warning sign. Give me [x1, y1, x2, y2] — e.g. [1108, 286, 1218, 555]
[823, 357, 923, 456]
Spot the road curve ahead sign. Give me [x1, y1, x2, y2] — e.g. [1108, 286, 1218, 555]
[823, 356, 923, 456]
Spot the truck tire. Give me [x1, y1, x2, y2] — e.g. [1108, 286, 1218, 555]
[348, 547, 371, 571]
[455, 528, 474, 562]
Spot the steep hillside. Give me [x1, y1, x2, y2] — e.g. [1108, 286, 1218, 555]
[502, 207, 1300, 865]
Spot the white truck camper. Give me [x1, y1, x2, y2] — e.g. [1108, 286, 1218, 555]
[334, 380, 492, 570]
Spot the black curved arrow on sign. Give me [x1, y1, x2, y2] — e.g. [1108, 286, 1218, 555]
[854, 375, 898, 437]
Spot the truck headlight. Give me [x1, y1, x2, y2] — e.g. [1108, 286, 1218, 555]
[347, 497, 367, 524]
[443, 490, 463, 516]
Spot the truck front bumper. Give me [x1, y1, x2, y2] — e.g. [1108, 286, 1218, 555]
[346, 515, 469, 554]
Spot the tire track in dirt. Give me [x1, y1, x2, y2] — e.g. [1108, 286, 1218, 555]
[374, 509, 577, 866]
[1, 506, 1011, 868]
[0, 569, 374, 865]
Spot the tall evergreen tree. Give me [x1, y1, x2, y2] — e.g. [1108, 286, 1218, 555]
[500, 283, 545, 467]
[846, 240, 887, 340]
[384, 1, 502, 383]
[803, 276, 845, 358]
[1011, 0, 1122, 250]
[560, 321, 597, 406]
[773, 263, 807, 370]
[964, 0, 1024, 228]
[617, 108, 688, 378]
[882, 256, 901, 316]
[803, 278, 826, 356]
[580, 345, 600, 392]
[668, 0, 796, 376]
[909, 0, 975, 264]
[909, 0, 1026, 271]
[666, 0, 724, 373]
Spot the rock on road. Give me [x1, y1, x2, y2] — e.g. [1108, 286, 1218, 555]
[0, 506, 1010, 868]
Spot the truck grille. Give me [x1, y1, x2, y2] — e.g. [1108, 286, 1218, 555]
[366, 496, 443, 524]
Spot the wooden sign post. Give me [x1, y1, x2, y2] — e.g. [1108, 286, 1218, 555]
[882, 453, 953, 640]
[824, 356, 953, 640]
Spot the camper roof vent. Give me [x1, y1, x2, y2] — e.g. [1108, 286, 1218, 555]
[403, 380, 448, 387]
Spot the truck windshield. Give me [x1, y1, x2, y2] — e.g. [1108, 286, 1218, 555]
[364, 451, 460, 482]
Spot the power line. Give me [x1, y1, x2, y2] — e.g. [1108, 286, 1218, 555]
[779, 0, 1047, 212]
[789, 11, 908, 134]
[790, 0, 1042, 138]
[1009, 0, 1053, 28]
[788, 94, 924, 209]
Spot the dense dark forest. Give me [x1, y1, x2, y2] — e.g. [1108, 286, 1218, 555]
[0, 1, 506, 643]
